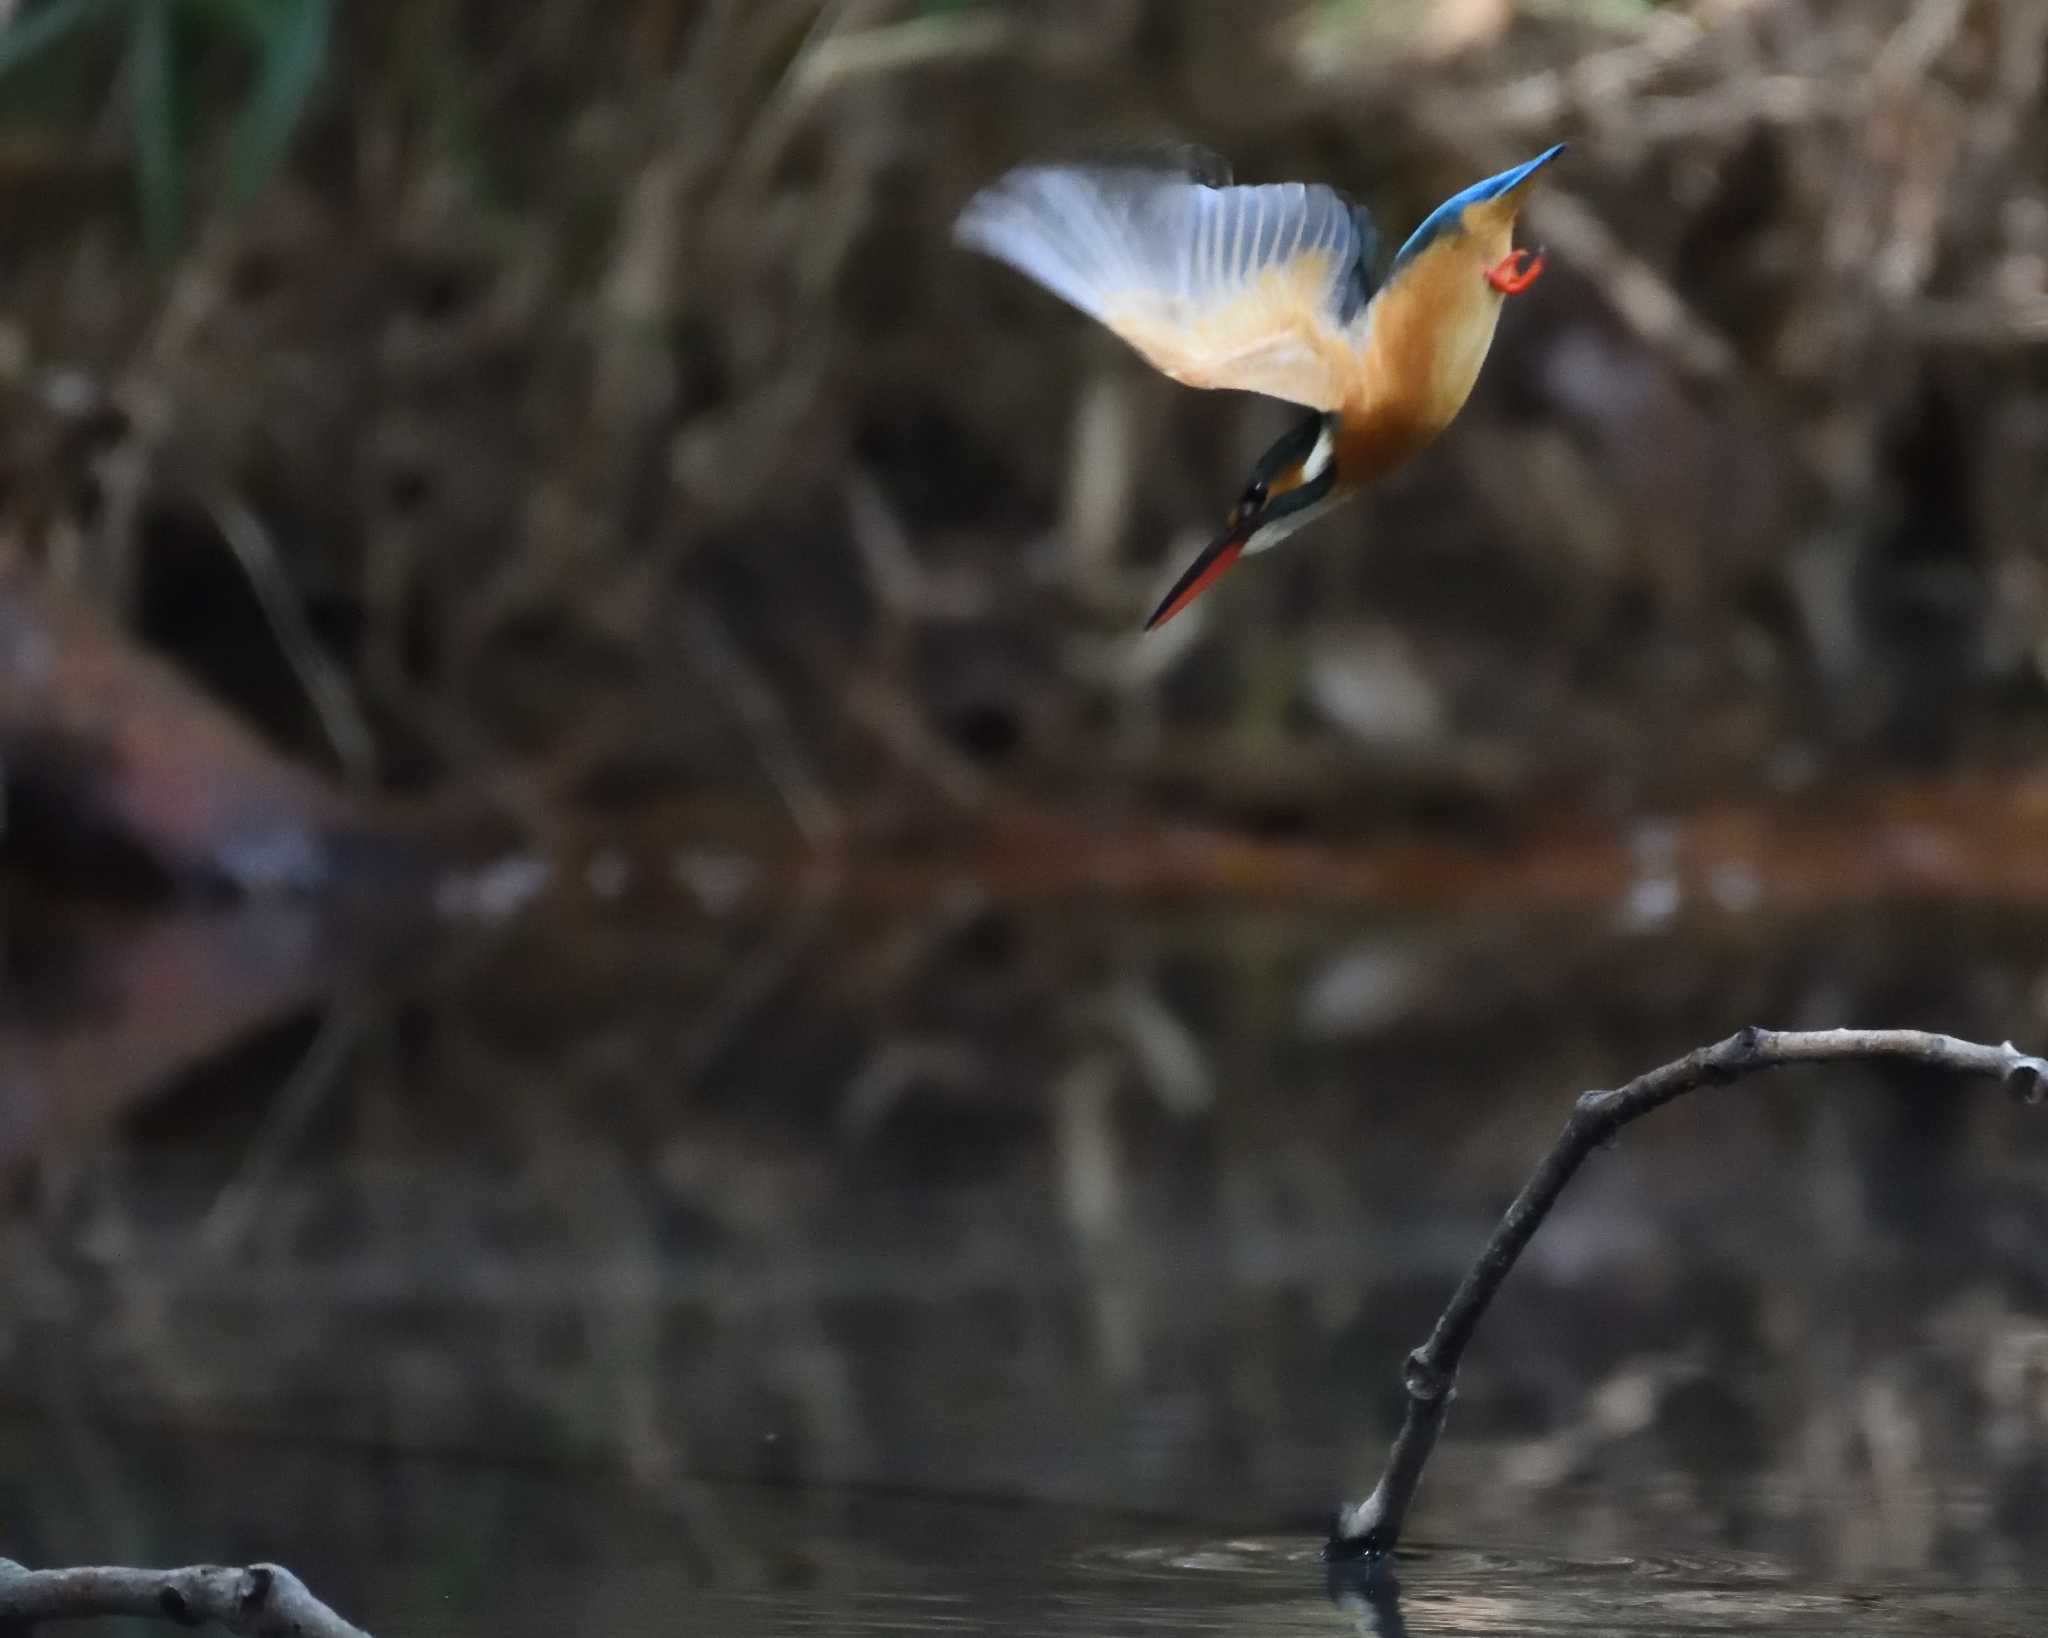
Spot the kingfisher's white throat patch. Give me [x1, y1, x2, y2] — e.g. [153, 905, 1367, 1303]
[1302, 420, 1335, 484]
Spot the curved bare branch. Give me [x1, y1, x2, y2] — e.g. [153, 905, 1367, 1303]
[1329, 1027, 2048, 1565]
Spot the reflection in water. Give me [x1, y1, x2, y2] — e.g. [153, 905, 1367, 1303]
[5, 895, 2048, 1633]
[0, 894, 354, 1171]
[1329, 1559, 1412, 1638]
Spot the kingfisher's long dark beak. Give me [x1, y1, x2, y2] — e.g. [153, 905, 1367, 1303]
[1144, 525, 1249, 631]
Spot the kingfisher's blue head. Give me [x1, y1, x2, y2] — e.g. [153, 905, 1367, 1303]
[1390, 143, 1567, 277]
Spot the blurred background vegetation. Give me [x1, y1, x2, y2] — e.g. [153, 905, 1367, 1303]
[2, 0, 2045, 882]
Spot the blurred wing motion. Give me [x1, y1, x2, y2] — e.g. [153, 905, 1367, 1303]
[955, 160, 1379, 412]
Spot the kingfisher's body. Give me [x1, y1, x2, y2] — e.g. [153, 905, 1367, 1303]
[1349, 189, 1529, 472]
[955, 144, 1564, 627]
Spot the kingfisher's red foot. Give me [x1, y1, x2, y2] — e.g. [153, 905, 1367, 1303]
[1485, 245, 1546, 294]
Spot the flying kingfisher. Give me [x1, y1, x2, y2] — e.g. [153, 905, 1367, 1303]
[955, 143, 1564, 629]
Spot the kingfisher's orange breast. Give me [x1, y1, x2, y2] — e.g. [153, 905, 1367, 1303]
[1336, 201, 1518, 482]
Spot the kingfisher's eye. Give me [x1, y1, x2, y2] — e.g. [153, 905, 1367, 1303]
[1242, 481, 1268, 510]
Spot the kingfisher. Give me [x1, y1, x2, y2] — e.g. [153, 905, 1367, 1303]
[955, 143, 1564, 628]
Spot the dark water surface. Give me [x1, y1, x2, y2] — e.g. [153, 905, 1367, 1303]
[13, 1428, 2048, 1635]
[6, 890, 2048, 1633]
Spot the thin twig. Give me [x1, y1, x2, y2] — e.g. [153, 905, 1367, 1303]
[679, 601, 840, 846]
[1520, 189, 1738, 382]
[1329, 1027, 2048, 1566]
[0, 1559, 372, 1637]
[786, 10, 1016, 98]
[203, 487, 378, 786]
[671, 860, 837, 1092]
[195, 996, 367, 1259]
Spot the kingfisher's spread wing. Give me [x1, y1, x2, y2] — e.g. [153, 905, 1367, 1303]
[955, 161, 1380, 412]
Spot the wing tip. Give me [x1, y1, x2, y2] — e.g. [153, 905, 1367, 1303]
[951, 171, 1031, 246]
[950, 198, 998, 255]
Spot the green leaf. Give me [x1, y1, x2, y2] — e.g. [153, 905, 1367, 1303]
[129, 0, 182, 256]
[227, 0, 329, 202]
[0, 0, 117, 80]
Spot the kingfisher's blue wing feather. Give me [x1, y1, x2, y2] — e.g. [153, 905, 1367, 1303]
[955, 162, 1380, 411]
